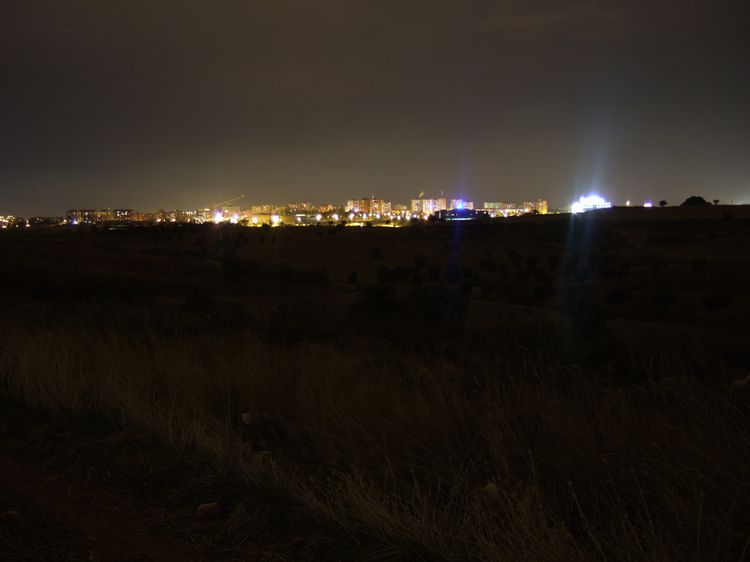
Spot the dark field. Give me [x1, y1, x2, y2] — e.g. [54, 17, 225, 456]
[2, 207, 750, 560]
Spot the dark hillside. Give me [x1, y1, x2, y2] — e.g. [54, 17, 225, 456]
[2, 211, 750, 560]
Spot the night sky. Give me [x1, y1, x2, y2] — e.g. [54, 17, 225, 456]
[1, 1, 748, 215]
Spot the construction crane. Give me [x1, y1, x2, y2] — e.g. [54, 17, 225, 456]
[210, 194, 245, 210]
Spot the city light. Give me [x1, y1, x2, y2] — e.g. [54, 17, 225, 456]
[18, 196, 552, 231]
[571, 194, 612, 214]
[644, 202, 653, 208]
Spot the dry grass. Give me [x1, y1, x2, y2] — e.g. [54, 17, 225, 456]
[2, 219, 750, 559]
[2, 306, 749, 560]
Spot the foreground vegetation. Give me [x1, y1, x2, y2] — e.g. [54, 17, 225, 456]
[2, 212, 750, 560]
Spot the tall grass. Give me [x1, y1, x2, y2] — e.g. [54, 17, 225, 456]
[2, 303, 749, 560]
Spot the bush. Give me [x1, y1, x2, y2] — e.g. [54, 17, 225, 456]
[681, 195, 711, 207]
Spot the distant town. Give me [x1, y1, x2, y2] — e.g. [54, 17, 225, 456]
[0, 195, 552, 229]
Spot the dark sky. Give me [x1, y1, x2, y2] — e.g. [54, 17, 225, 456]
[1, 0, 748, 215]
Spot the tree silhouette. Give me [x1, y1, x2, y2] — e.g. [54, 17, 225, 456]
[713, 199, 720, 205]
[659, 200, 667, 208]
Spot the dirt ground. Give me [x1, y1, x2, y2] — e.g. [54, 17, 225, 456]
[2, 207, 749, 559]
[0, 451, 192, 561]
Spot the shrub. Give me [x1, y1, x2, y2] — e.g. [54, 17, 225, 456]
[681, 195, 710, 207]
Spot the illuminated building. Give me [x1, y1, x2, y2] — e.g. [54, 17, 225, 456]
[112, 209, 134, 221]
[250, 204, 279, 215]
[571, 195, 611, 213]
[286, 201, 311, 212]
[346, 197, 391, 216]
[370, 199, 391, 215]
[411, 198, 447, 215]
[95, 209, 113, 222]
[317, 203, 337, 213]
[533, 199, 549, 214]
[450, 199, 474, 210]
[66, 209, 97, 224]
[435, 209, 489, 221]
[130, 212, 151, 222]
[482, 199, 548, 216]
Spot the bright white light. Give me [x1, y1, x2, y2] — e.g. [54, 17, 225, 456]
[571, 195, 612, 214]
[332, 213, 339, 221]
[251, 216, 259, 224]
[348, 213, 355, 220]
[270, 214, 280, 225]
[643, 202, 653, 208]
[626, 200, 631, 207]
[213, 211, 223, 224]
[230, 213, 239, 224]
[315, 214, 322, 221]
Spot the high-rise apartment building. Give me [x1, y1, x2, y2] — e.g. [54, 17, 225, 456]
[411, 198, 447, 215]
[346, 197, 391, 215]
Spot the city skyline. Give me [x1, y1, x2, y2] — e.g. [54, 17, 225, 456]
[2, 1, 748, 215]
[2, 195, 551, 224]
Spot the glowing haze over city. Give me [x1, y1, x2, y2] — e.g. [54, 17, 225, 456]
[1, 1, 748, 216]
